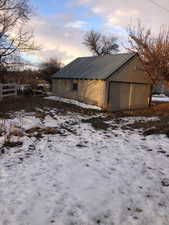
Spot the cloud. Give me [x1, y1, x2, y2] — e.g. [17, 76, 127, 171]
[27, 0, 169, 66]
[105, 9, 139, 26]
[76, 0, 169, 32]
[73, 0, 169, 52]
[65, 20, 88, 28]
[28, 13, 91, 65]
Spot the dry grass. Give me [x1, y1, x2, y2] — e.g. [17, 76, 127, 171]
[116, 102, 169, 117]
[25, 126, 63, 138]
[10, 129, 24, 137]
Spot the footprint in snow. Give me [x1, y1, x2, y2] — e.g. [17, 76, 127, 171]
[158, 150, 166, 154]
[161, 178, 169, 187]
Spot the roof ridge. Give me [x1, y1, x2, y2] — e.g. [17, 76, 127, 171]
[77, 52, 136, 59]
[52, 52, 137, 80]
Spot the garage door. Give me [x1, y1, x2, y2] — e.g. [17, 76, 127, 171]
[130, 84, 151, 109]
[108, 82, 131, 111]
[108, 82, 151, 111]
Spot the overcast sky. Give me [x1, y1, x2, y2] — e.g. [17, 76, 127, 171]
[29, 0, 169, 65]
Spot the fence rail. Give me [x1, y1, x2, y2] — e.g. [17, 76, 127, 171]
[0, 83, 17, 100]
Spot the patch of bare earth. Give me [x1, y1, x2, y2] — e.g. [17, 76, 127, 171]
[81, 117, 111, 130]
[1, 96, 169, 136]
[1, 96, 169, 116]
[0, 96, 100, 118]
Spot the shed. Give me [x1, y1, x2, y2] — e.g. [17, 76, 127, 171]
[52, 53, 153, 111]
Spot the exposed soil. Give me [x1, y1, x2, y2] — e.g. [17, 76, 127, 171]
[1, 96, 169, 136]
[3, 141, 23, 148]
[81, 117, 110, 130]
[1, 96, 169, 117]
[114, 102, 169, 117]
[121, 116, 169, 136]
[0, 96, 100, 118]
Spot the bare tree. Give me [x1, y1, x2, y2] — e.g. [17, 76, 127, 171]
[128, 21, 169, 83]
[83, 30, 119, 56]
[39, 58, 61, 83]
[4, 69, 39, 86]
[0, 0, 38, 81]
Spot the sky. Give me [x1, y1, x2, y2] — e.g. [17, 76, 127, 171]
[28, 0, 169, 65]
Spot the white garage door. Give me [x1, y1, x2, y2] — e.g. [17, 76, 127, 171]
[130, 84, 151, 109]
[108, 82, 151, 111]
[108, 82, 131, 111]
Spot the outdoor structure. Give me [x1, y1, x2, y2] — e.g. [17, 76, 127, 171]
[0, 83, 17, 101]
[52, 53, 153, 111]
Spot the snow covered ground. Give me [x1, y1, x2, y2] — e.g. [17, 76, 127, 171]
[44, 96, 102, 110]
[0, 109, 169, 225]
[152, 94, 169, 102]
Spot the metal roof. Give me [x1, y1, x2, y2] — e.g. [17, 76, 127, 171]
[52, 52, 136, 80]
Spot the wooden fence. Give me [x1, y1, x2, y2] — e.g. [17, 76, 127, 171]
[0, 83, 17, 100]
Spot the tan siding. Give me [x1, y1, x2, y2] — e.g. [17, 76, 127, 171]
[130, 84, 151, 109]
[108, 56, 152, 84]
[52, 79, 107, 107]
[107, 82, 151, 111]
[108, 83, 131, 111]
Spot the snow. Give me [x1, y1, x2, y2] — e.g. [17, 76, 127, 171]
[44, 96, 102, 110]
[119, 116, 160, 124]
[152, 94, 169, 102]
[0, 110, 169, 225]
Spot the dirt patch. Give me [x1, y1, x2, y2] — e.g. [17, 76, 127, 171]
[121, 116, 169, 137]
[81, 117, 110, 130]
[26, 127, 42, 134]
[10, 129, 24, 137]
[114, 102, 169, 117]
[35, 112, 47, 119]
[2, 96, 169, 119]
[0, 96, 100, 118]
[43, 127, 63, 135]
[1, 96, 169, 137]
[26, 126, 63, 137]
[3, 141, 23, 148]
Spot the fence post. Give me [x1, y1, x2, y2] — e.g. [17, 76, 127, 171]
[0, 83, 18, 99]
[0, 83, 2, 101]
[14, 83, 17, 96]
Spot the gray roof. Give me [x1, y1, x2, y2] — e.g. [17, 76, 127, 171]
[52, 52, 136, 80]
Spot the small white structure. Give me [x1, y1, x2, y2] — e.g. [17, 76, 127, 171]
[0, 83, 17, 100]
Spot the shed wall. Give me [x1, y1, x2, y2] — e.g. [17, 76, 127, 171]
[108, 56, 152, 84]
[52, 79, 107, 107]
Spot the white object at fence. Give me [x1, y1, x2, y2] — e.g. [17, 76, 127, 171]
[0, 83, 17, 100]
